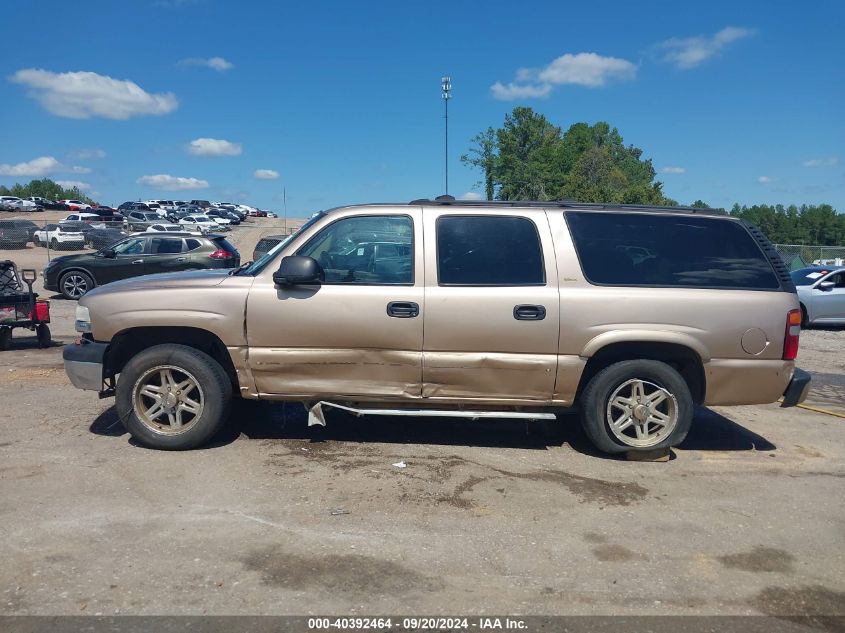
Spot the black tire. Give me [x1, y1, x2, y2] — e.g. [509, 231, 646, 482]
[0, 327, 10, 351]
[115, 344, 232, 450]
[800, 304, 809, 329]
[50, 238, 58, 249]
[579, 359, 693, 454]
[59, 270, 94, 300]
[33, 235, 41, 246]
[36, 323, 51, 348]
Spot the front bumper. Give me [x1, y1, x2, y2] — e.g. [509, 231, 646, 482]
[781, 368, 811, 408]
[63, 339, 109, 391]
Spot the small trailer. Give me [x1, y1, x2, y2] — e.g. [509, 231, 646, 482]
[0, 260, 51, 350]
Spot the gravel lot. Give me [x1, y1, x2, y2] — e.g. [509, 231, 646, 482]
[1, 215, 843, 618]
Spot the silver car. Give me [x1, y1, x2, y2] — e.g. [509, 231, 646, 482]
[792, 266, 845, 326]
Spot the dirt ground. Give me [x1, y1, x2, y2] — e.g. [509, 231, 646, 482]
[0, 215, 844, 619]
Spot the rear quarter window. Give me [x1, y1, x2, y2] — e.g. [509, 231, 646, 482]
[566, 211, 780, 290]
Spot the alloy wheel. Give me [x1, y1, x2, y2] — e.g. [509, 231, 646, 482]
[132, 366, 205, 435]
[606, 379, 678, 448]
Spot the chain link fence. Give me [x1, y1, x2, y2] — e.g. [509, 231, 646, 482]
[773, 244, 845, 270]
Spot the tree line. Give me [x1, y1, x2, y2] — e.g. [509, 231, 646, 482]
[462, 107, 842, 245]
[0, 178, 94, 204]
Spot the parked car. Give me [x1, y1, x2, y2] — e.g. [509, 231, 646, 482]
[145, 200, 177, 212]
[189, 200, 212, 209]
[59, 199, 91, 211]
[32, 224, 86, 250]
[124, 210, 165, 232]
[792, 266, 845, 326]
[0, 219, 38, 248]
[252, 234, 290, 261]
[86, 227, 129, 250]
[62, 199, 810, 452]
[61, 213, 106, 227]
[143, 202, 169, 217]
[44, 232, 240, 299]
[179, 214, 222, 232]
[1, 196, 39, 212]
[203, 210, 233, 227]
[145, 223, 185, 233]
[117, 202, 150, 213]
[27, 197, 65, 210]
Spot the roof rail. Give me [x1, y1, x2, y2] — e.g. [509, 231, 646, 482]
[408, 197, 726, 216]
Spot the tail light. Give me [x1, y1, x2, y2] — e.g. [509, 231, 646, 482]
[782, 309, 801, 360]
[209, 248, 234, 259]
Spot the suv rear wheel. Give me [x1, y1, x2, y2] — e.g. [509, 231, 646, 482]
[116, 344, 232, 450]
[580, 360, 693, 454]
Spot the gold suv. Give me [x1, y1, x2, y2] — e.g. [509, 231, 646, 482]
[64, 199, 811, 454]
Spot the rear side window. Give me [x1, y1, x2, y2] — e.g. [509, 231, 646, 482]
[436, 215, 544, 286]
[151, 237, 184, 254]
[212, 238, 239, 254]
[566, 212, 780, 290]
[185, 238, 202, 251]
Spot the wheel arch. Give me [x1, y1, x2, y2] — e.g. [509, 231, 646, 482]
[576, 340, 706, 405]
[107, 326, 239, 393]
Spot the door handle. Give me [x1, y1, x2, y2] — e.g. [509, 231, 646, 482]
[387, 301, 419, 318]
[176, 257, 186, 262]
[513, 304, 546, 321]
[131, 259, 143, 264]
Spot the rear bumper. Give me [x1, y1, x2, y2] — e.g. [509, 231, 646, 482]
[63, 340, 109, 391]
[781, 368, 811, 408]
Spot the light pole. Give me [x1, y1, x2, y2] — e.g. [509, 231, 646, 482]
[441, 75, 452, 195]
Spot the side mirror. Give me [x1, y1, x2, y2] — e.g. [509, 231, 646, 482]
[818, 281, 835, 292]
[102, 248, 116, 259]
[273, 256, 324, 285]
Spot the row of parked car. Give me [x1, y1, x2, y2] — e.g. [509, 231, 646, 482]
[0, 196, 91, 212]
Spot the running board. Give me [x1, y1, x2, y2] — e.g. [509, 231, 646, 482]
[306, 400, 557, 427]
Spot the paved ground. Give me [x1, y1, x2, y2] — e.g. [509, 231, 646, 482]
[1, 220, 844, 618]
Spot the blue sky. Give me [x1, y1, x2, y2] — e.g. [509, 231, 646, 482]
[1, 0, 843, 215]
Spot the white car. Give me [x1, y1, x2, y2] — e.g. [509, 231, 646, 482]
[178, 215, 219, 232]
[143, 202, 169, 217]
[61, 212, 105, 227]
[793, 266, 845, 326]
[59, 199, 91, 211]
[145, 223, 185, 233]
[145, 199, 178, 212]
[0, 196, 38, 212]
[32, 223, 86, 249]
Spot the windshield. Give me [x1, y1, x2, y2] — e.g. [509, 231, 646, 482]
[790, 267, 833, 286]
[244, 211, 325, 275]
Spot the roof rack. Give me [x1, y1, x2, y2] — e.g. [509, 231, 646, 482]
[408, 197, 726, 216]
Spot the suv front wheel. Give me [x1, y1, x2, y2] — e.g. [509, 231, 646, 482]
[116, 344, 232, 450]
[579, 360, 693, 454]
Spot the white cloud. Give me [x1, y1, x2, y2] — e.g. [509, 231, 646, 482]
[658, 26, 755, 70]
[10, 69, 178, 119]
[178, 57, 234, 71]
[253, 169, 279, 180]
[661, 166, 686, 174]
[70, 149, 106, 160]
[803, 157, 838, 167]
[758, 176, 772, 183]
[491, 82, 553, 100]
[55, 180, 91, 191]
[0, 155, 90, 177]
[137, 174, 209, 190]
[187, 138, 242, 156]
[459, 191, 483, 200]
[491, 52, 637, 101]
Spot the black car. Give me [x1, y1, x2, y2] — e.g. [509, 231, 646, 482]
[117, 202, 150, 212]
[85, 227, 129, 250]
[0, 219, 38, 248]
[43, 232, 240, 299]
[251, 234, 289, 261]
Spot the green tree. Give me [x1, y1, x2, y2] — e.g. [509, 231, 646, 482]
[460, 127, 497, 201]
[0, 178, 94, 204]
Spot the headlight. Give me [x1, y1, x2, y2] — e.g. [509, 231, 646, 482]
[75, 304, 92, 333]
